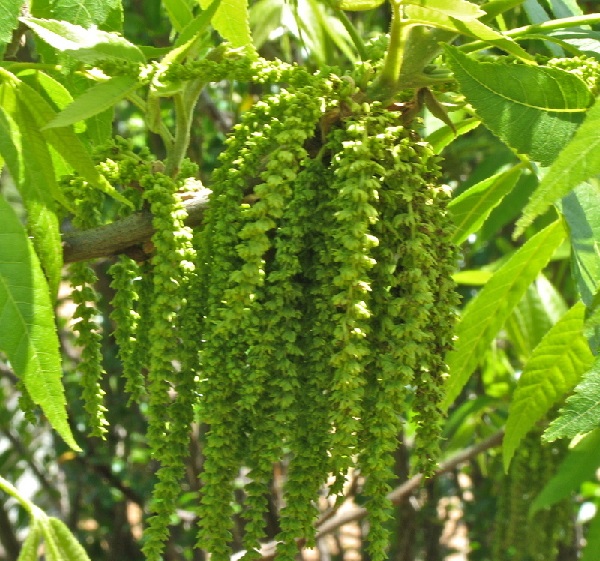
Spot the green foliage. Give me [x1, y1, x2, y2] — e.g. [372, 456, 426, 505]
[0, 195, 78, 451]
[3, 1, 600, 560]
[445, 46, 591, 166]
[443, 219, 566, 409]
[515, 99, 600, 237]
[503, 301, 593, 470]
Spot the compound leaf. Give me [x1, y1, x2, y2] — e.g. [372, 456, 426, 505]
[443, 220, 566, 409]
[445, 46, 591, 166]
[544, 356, 600, 441]
[503, 302, 592, 470]
[449, 164, 523, 244]
[515, 98, 600, 237]
[531, 428, 600, 515]
[0, 195, 79, 451]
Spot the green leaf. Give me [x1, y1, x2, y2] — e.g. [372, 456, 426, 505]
[0, 0, 22, 45]
[164, 0, 195, 32]
[444, 46, 592, 166]
[581, 509, 600, 561]
[44, 76, 138, 129]
[43, 0, 123, 31]
[481, 0, 528, 21]
[544, 356, 600, 441]
[503, 301, 592, 470]
[504, 274, 567, 359]
[14, 101, 63, 300]
[405, 0, 485, 19]
[442, 219, 566, 410]
[0, 106, 22, 183]
[427, 117, 480, 154]
[514, 99, 600, 237]
[199, 0, 253, 50]
[561, 180, 600, 308]
[449, 164, 523, 244]
[407, 5, 533, 61]
[530, 428, 600, 515]
[21, 16, 146, 63]
[175, 0, 221, 48]
[8, 69, 132, 208]
[0, 195, 79, 451]
[336, 0, 385, 11]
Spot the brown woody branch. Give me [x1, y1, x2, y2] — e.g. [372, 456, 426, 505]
[61, 190, 211, 263]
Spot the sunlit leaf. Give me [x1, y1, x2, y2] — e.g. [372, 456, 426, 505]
[442, 220, 566, 410]
[0, 0, 21, 45]
[531, 428, 600, 514]
[163, 0, 194, 32]
[44, 76, 138, 129]
[42, 0, 123, 31]
[198, 0, 253, 49]
[449, 164, 523, 244]
[21, 16, 146, 63]
[503, 302, 592, 470]
[504, 274, 567, 359]
[514, 100, 600, 237]
[445, 46, 591, 166]
[427, 117, 480, 154]
[408, 6, 533, 61]
[544, 356, 600, 441]
[0, 195, 79, 451]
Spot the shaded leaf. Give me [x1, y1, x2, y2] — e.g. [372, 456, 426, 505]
[21, 16, 145, 63]
[544, 356, 600, 441]
[442, 220, 566, 410]
[44, 76, 138, 129]
[449, 164, 523, 244]
[581, 509, 600, 561]
[531, 428, 600, 514]
[514, 99, 600, 237]
[503, 302, 592, 470]
[0, 195, 79, 451]
[444, 46, 591, 166]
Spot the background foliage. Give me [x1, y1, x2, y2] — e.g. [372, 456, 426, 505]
[1, 0, 600, 560]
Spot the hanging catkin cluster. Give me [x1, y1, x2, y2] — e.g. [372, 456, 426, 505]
[66, 52, 458, 561]
[192, 66, 458, 560]
[492, 430, 573, 561]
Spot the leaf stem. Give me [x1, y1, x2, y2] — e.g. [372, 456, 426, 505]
[374, 0, 412, 96]
[0, 475, 36, 517]
[460, 14, 600, 53]
[328, 3, 368, 60]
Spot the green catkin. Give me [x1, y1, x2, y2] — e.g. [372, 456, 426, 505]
[546, 55, 600, 95]
[70, 261, 109, 438]
[108, 256, 145, 401]
[62, 171, 110, 438]
[140, 171, 197, 561]
[493, 431, 572, 561]
[197, 80, 339, 561]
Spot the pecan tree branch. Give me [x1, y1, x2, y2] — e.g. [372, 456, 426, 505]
[61, 190, 210, 263]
